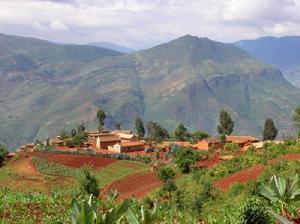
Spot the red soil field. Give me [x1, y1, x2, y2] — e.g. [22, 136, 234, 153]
[214, 164, 265, 190]
[34, 152, 117, 168]
[101, 171, 162, 200]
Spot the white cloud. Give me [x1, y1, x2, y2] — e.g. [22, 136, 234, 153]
[0, 0, 299, 48]
[49, 20, 68, 31]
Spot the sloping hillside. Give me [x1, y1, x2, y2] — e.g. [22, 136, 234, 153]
[1, 33, 299, 148]
[234, 36, 300, 87]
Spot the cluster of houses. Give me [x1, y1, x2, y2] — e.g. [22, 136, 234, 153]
[194, 135, 260, 151]
[50, 129, 148, 153]
[22, 127, 273, 155]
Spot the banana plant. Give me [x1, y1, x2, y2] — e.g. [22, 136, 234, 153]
[259, 174, 300, 218]
[125, 201, 158, 224]
[71, 194, 129, 224]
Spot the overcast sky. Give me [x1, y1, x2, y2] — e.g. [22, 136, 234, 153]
[0, 0, 299, 49]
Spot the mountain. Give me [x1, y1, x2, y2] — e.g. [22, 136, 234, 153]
[234, 36, 300, 87]
[87, 42, 134, 54]
[1, 33, 300, 149]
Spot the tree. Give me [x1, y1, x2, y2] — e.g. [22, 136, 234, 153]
[96, 109, 106, 132]
[0, 144, 8, 165]
[293, 107, 300, 138]
[293, 107, 300, 127]
[158, 167, 176, 182]
[263, 118, 278, 141]
[217, 110, 234, 135]
[259, 174, 300, 218]
[161, 180, 177, 198]
[147, 121, 169, 142]
[77, 123, 86, 134]
[174, 148, 199, 173]
[239, 197, 273, 224]
[174, 124, 189, 141]
[135, 117, 145, 138]
[79, 168, 99, 197]
[190, 130, 209, 143]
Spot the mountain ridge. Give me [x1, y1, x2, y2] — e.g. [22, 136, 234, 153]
[233, 36, 300, 87]
[0, 33, 299, 149]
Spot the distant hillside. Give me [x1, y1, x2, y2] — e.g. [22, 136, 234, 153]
[87, 42, 134, 54]
[234, 36, 300, 87]
[1, 33, 300, 149]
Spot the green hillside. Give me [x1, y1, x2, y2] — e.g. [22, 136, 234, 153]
[0, 33, 299, 149]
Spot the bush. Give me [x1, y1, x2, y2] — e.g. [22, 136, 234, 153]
[79, 168, 99, 197]
[224, 142, 240, 152]
[158, 167, 176, 182]
[174, 148, 199, 173]
[0, 144, 8, 165]
[239, 197, 274, 224]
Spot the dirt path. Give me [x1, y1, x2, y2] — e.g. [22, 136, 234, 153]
[101, 171, 162, 200]
[8, 152, 39, 177]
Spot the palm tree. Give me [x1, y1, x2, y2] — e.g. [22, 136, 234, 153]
[259, 174, 300, 218]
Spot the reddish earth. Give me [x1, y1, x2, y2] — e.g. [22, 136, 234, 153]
[213, 153, 300, 190]
[214, 164, 265, 190]
[101, 171, 162, 200]
[196, 153, 220, 168]
[34, 152, 117, 168]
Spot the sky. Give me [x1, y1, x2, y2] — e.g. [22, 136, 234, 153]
[0, 0, 300, 49]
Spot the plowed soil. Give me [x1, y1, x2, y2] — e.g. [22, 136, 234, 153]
[213, 164, 265, 190]
[34, 152, 117, 168]
[101, 171, 162, 199]
[213, 153, 300, 190]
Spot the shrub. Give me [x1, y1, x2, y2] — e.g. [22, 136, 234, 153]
[79, 168, 99, 197]
[0, 144, 8, 165]
[239, 197, 273, 224]
[224, 142, 239, 152]
[174, 148, 199, 173]
[158, 167, 176, 182]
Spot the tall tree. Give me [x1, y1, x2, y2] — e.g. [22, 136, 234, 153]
[263, 118, 278, 140]
[217, 110, 234, 135]
[147, 121, 169, 142]
[293, 107, 300, 138]
[96, 109, 106, 132]
[174, 124, 189, 141]
[135, 117, 145, 138]
[293, 107, 300, 127]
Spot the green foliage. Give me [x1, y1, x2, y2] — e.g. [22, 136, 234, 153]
[97, 109, 106, 132]
[32, 157, 77, 176]
[79, 168, 100, 197]
[239, 197, 274, 224]
[190, 130, 209, 143]
[135, 117, 145, 138]
[0, 144, 8, 165]
[174, 123, 189, 141]
[0, 188, 70, 223]
[224, 142, 240, 152]
[259, 174, 300, 216]
[158, 166, 176, 182]
[161, 179, 177, 197]
[174, 148, 199, 173]
[217, 110, 234, 135]
[263, 118, 278, 140]
[147, 121, 169, 142]
[293, 106, 300, 128]
[71, 194, 129, 224]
